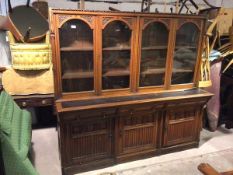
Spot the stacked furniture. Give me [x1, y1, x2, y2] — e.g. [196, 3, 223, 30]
[0, 0, 49, 42]
[219, 53, 233, 129]
[49, 9, 213, 174]
[0, 89, 38, 175]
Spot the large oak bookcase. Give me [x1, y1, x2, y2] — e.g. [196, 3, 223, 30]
[49, 9, 213, 175]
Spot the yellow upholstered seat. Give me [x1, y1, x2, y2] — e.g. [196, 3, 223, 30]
[7, 31, 51, 70]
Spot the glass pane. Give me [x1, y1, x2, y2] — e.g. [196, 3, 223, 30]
[102, 21, 131, 90]
[140, 22, 168, 87]
[172, 23, 199, 84]
[59, 19, 94, 92]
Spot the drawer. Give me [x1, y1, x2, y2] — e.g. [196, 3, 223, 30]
[118, 103, 164, 114]
[167, 100, 206, 109]
[16, 97, 54, 108]
[61, 108, 117, 122]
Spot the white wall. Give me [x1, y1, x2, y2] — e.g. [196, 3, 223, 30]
[3, 0, 233, 13]
[7, 0, 233, 12]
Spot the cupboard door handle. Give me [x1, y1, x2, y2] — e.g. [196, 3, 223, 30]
[22, 102, 27, 107]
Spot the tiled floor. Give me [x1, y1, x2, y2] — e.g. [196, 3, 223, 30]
[32, 126, 233, 175]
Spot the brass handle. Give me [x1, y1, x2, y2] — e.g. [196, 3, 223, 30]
[22, 102, 27, 107]
[42, 100, 47, 105]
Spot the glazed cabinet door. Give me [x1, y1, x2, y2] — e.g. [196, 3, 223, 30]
[55, 15, 96, 95]
[138, 18, 170, 89]
[163, 102, 201, 147]
[100, 17, 137, 92]
[59, 109, 115, 167]
[171, 20, 202, 86]
[117, 104, 163, 159]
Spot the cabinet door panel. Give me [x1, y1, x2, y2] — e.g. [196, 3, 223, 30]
[172, 22, 200, 85]
[118, 108, 161, 155]
[59, 19, 94, 93]
[102, 19, 133, 90]
[63, 113, 113, 165]
[139, 20, 169, 87]
[163, 106, 200, 147]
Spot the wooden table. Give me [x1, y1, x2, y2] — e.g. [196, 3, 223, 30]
[13, 94, 54, 108]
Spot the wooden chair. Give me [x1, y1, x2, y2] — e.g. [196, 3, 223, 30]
[221, 20, 233, 73]
[198, 7, 222, 87]
[198, 163, 233, 175]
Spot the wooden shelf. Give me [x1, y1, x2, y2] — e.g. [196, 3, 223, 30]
[103, 46, 131, 51]
[173, 69, 193, 73]
[61, 41, 93, 51]
[61, 46, 93, 51]
[141, 68, 192, 75]
[62, 71, 94, 79]
[175, 46, 196, 49]
[141, 68, 165, 75]
[103, 69, 130, 77]
[142, 46, 167, 50]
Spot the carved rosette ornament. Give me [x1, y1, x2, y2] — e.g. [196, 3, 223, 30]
[58, 15, 74, 25]
[143, 18, 169, 30]
[58, 14, 94, 27]
[144, 18, 154, 26]
[178, 19, 200, 30]
[102, 17, 133, 29]
[122, 18, 133, 27]
[81, 15, 94, 25]
[102, 17, 112, 26]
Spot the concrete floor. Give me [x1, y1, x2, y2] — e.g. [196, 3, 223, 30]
[31, 126, 233, 175]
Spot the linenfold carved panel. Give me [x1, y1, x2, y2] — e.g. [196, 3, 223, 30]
[72, 132, 109, 158]
[164, 107, 199, 146]
[70, 118, 112, 161]
[124, 125, 155, 149]
[168, 107, 196, 120]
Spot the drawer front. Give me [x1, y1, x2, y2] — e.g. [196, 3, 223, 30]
[59, 108, 116, 123]
[16, 98, 53, 108]
[118, 103, 164, 114]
